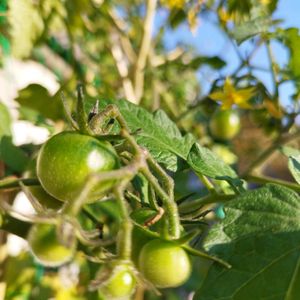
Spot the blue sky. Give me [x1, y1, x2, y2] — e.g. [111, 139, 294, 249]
[159, 0, 300, 106]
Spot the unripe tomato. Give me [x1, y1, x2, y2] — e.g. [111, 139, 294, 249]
[24, 165, 63, 210]
[98, 264, 136, 299]
[28, 223, 76, 267]
[37, 132, 120, 203]
[209, 109, 240, 140]
[139, 239, 191, 288]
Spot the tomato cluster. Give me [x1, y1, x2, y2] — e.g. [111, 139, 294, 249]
[26, 129, 192, 298]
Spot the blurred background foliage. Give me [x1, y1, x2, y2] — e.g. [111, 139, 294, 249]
[0, 0, 300, 299]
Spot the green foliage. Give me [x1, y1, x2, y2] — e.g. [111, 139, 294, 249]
[195, 184, 300, 299]
[8, 0, 44, 58]
[1, 0, 300, 299]
[232, 16, 273, 44]
[98, 99, 195, 171]
[15, 84, 65, 121]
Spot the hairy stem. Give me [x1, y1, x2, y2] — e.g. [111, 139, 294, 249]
[245, 174, 300, 192]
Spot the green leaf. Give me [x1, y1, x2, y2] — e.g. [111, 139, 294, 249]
[0, 102, 12, 137]
[280, 146, 300, 158]
[232, 16, 273, 44]
[187, 143, 242, 188]
[279, 146, 300, 184]
[15, 84, 65, 121]
[194, 184, 300, 300]
[98, 99, 195, 171]
[189, 56, 226, 70]
[277, 28, 300, 78]
[8, 0, 44, 58]
[0, 136, 28, 172]
[288, 157, 300, 184]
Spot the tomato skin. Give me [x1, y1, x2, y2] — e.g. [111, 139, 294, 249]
[24, 163, 63, 210]
[37, 132, 120, 203]
[98, 264, 136, 299]
[27, 223, 76, 267]
[209, 109, 240, 140]
[138, 239, 191, 288]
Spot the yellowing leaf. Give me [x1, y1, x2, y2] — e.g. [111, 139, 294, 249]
[209, 78, 256, 110]
[8, 0, 44, 58]
[264, 98, 283, 118]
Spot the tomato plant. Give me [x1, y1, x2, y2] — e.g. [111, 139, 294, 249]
[209, 109, 240, 140]
[27, 223, 77, 267]
[1, 1, 300, 299]
[37, 132, 120, 203]
[138, 239, 191, 288]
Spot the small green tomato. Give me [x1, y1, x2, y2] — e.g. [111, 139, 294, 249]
[209, 109, 240, 140]
[98, 264, 136, 299]
[139, 239, 191, 288]
[28, 223, 76, 267]
[37, 132, 120, 203]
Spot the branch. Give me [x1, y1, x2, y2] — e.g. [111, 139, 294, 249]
[242, 130, 300, 176]
[245, 174, 300, 193]
[110, 32, 137, 103]
[134, 0, 158, 103]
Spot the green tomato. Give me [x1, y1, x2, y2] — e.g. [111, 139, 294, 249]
[98, 264, 136, 299]
[139, 239, 191, 288]
[24, 162, 63, 210]
[28, 223, 77, 267]
[37, 132, 120, 203]
[209, 109, 240, 140]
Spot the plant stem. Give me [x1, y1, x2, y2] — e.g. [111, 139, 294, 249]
[141, 167, 180, 239]
[0, 178, 40, 190]
[134, 0, 157, 103]
[115, 182, 133, 260]
[1, 214, 31, 239]
[266, 41, 279, 98]
[179, 194, 235, 213]
[242, 130, 300, 176]
[196, 173, 216, 194]
[245, 174, 300, 192]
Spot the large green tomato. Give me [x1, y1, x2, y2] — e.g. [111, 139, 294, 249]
[98, 264, 136, 299]
[28, 223, 77, 267]
[209, 109, 240, 140]
[138, 239, 191, 288]
[37, 132, 120, 203]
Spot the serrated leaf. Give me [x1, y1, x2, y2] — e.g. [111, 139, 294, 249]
[232, 16, 272, 44]
[15, 84, 64, 121]
[98, 99, 196, 171]
[288, 156, 300, 184]
[0, 102, 12, 137]
[187, 143, 242, 189]
[194, 184, 300, 300]
[8, 0, 44, 58]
